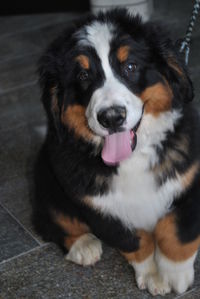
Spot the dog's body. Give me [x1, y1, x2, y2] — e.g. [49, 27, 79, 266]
[33, 9, 200, 295]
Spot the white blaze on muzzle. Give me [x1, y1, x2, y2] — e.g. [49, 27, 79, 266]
[79, 21, 143, 164]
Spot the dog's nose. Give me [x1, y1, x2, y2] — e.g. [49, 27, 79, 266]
[97, 106, 126, 131]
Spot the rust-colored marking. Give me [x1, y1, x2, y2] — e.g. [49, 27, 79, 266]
[121, 230, 155, 263]
[152, 135, 192, 182]
[117, 46, 130, 62]
[155, 214, 200, 261]
[140, 82, 173, 116]
[168, 57, 184, 77]
[65, 236, 79, 249]
[53, 212, 90, 250]
[61, 104, 94, 141]
[76, 55, 90, 69]
[54, 213, 89, 236]
[173, 134, 189, 155]
[178, 162, 199, 190]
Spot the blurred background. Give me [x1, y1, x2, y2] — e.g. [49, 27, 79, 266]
[0, 0, 153, 20]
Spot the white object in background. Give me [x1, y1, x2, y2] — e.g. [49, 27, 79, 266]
[90, 0, 153, 21]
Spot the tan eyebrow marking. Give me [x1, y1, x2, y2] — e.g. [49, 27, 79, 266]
[75, 55, 90, 69]
[117, 46, 130, 62]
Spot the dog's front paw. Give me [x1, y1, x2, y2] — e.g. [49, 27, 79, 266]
[165, 267, 194, 294]
[131, 254, 171, 296]
[145, 253, 195, 296]
[130, 254, 169, 295]
[149, 265, 194, 295]
[156, 249, 196, 294]
[146, 272, 171, 296]
[65, 233, 102, 266]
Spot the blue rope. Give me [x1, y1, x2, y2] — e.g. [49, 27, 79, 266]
[180, 0, 200, 65]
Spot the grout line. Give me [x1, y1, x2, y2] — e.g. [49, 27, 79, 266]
[0, 243, 49, 266]
[0, 80, 37, 96]
[0, 202, 43, 246]
[174, 287, 197, 298]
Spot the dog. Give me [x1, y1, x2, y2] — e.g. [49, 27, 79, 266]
[33, 9, 200, 296]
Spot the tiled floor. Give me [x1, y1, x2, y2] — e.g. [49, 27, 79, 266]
[0, 1, 200, 298]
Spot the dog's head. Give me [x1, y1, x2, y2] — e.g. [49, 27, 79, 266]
[39, 9, 193, 162]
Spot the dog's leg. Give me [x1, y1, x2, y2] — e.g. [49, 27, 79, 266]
[54, 212, 102, 266]
[153, 213, 199, 294]
[121, 230, 161, 292]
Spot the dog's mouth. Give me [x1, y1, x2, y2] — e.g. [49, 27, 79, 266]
[101, 109, 143, 166]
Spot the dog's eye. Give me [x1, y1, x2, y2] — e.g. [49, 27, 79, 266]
[78, 70, 89, 81]
[122, 62, 137, 76]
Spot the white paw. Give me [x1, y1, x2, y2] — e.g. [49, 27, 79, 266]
[156, 248, 196, 294]
[165, 267, 194, 294]
[130, 254, 157, 291]
[135, 274, 146, 290]
[65, 233, 102, 266]
[146, 272, 171, 296]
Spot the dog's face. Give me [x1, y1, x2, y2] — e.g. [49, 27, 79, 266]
[39, 9, 193, 153]
[77, 21, 145, 137]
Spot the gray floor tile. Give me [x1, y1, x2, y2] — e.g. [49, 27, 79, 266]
[0, 242, 200, 299]
[0, 205, 39, 263]
[0, 176, 42, 243]
[0, 84, 45, 241]
[0, 85, 45, 241]
[0, 111, 45, 184]
[0, 84, 45, 130]
[0, 244, 180, 299]
[0, 86, 45, 185]
[178, 288, 200, 299]
[0, 54, 38, 94]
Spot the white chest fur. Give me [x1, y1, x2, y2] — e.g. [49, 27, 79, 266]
[92, 150, 183, 232]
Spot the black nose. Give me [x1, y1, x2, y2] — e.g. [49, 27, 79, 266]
[97, 106, 126, 131]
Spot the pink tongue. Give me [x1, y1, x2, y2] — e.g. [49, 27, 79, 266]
[101, 131, 134, 166]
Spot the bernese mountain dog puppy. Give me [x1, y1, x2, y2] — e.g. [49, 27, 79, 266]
[33, 9, 200, 296]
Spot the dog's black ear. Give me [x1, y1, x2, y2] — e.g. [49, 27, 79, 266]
[38, 28, 76, 141]
[38, 45, 62, 140]
[146, 22, 194, 104]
